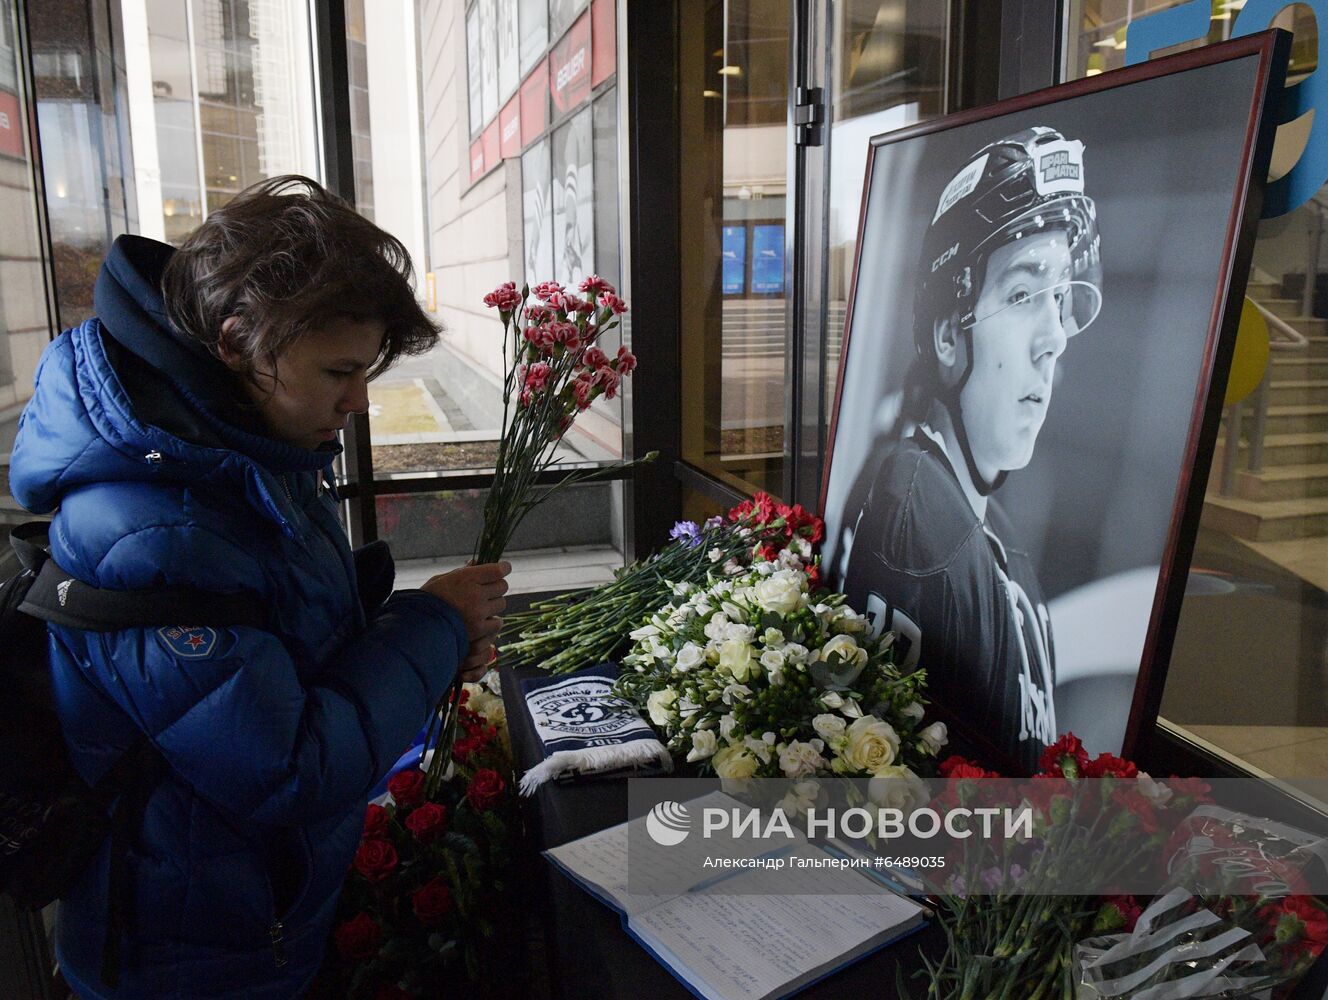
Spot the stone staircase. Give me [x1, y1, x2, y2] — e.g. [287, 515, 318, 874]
[1204, 276, 1328, 545]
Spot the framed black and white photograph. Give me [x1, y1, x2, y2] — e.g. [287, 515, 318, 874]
[465, 5, 482, 137]
[519, 0, 548, 77]
[552, 106, 594, 290]
[498, 0, 520, 101]
[820, 32, 1288, 775]
[522, 137, 553, 288]
[478, 0, 499, 125]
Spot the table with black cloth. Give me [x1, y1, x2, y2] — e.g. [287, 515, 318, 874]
[498, 662, 947, 1000]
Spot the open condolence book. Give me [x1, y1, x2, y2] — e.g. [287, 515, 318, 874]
[544, 792, 926, 1000]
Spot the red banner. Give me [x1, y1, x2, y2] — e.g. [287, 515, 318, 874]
[0, 91, 24, 159]
[482, 119, 500, 173]
[521, 60, 549, 147]
[469, 139, 485, 184]
[549, 12, 591, 116]
[500, 95, 521, 160]
[592, 0, 615, 87]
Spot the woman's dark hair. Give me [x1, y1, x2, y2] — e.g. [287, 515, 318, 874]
[161, 175, 439, 380]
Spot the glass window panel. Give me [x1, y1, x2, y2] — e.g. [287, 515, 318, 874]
[548, 0, 585, 45]
[522, 137, 554, 288]
[678, 0, 790, 499]
[466, 4, 482, 136]
[592, 88, 619, 292]
[0, 0, 55, 457]
[518, 0, 547, 76]
[1063, 2, 1326, 788]
[551, 106, 593, 289]
[479, 0, 498, 124]
[498, 0, 519, 101]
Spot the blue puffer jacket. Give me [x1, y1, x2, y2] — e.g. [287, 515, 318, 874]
[9, 236, 467, 1000]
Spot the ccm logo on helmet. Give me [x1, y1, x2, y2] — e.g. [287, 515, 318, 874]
[931, 242, 959, 273]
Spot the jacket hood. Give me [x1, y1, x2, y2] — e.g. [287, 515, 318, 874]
[10, 236, 337, 524]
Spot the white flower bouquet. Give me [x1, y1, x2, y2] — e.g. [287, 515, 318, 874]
[613, 552, 948, 782]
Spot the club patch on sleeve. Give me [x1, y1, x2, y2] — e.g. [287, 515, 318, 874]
[156, 626, 219, 659]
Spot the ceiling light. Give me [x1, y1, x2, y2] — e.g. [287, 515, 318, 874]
[718, 65, 742, 76]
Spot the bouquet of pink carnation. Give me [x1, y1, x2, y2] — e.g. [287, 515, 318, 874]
[424, 276, 653, 790]
[473, 275, 645, 562]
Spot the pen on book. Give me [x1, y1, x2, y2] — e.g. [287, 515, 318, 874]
[822, 839, 936, 917]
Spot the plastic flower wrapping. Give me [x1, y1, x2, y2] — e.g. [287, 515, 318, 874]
[613, 547, 948, 782]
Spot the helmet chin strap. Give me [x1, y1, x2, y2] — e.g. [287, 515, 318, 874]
[941, 326, 1007, 498]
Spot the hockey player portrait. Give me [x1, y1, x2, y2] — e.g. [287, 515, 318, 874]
[841, 127, 1103, 774]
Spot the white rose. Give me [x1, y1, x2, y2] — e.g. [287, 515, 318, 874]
[812, 713, 847, 746]
[833, 610, 867, 634]
[718, 638, 757, 682]
[1136, 772, 1175, 808]
[820, 691, 844, 710]
[776, 779, 819, 819]
[778, 740, 829, 779]
[918, 721, 948, 755]
[723, 622, 756, 644]
[687, 729, 719, 762]
[703, 615, 730, 641]
[712, 744, 759, 780]
[675, 643, 705, 672]
[753, 573, 802, 615]
[760, 648, 785, 672]
[761, 627, 786, 648]
[646, 688, 678, 727]
[868, 765, 929, 815]
[835, 716, 901, 774]
[783, 643, 809, 665]
[901, 701, 926, 722]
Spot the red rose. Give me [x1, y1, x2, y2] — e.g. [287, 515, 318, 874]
[352, 838, 399, 883]
[411, 876, 454, 926]
[466, 768, 507, 811]
[362, 803, 389, 838]
[1038, 733, 1089, 779]
[333, 912, 380, 961]
[387, 769, 426, 807]
[404, 802, 448, 844]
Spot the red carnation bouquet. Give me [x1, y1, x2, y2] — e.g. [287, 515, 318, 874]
[323, 688, 522, 999]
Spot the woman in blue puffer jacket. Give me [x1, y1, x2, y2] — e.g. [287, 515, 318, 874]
[9, 176, 510, 999]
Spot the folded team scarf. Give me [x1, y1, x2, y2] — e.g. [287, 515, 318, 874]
[519, 663, 672, 795]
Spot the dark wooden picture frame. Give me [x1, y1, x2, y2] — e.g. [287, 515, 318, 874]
[819, 31, 1290, 774]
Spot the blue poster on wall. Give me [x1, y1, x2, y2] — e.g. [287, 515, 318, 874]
[722, 226, 746, 295]
[751, 224, 784, 294]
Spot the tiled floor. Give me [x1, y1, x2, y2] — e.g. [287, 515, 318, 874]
[394, 543, 623, 596]
[1181, 724, 1328, 779]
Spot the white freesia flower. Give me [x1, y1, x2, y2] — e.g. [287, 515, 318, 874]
[629, 623, 660, 641]
[708, 547, 723, 562]
[812, 713, 847, 746]
[779, 740, 829, 779]
[721, 682, 753, 706]
[721, 601, 744, 621]
[678, 695, 701, 721]
[776, 779, 820, 819]
[646, 688, 678, 727]
[767, 664, 786, 686]
[754, 560, 777, 576]
[783, 643, 809, 664]
[839, 697, 864, 719]
[713, 744, 759, 780]
[901, 701, 926, 722]
[718, 638, 757, 682]
[687, 729, 719, 762]
[744, 732, 776, 764]
[868, 765, 929, 815]
[762, 627, 786, 648]
[722, 559, 742, 575]
[703, 615, 731, 641]
[719, 713, 738, 742]
[835, 716, 900, 774]
[753, 572, 803, 615]
[759, 648, 785, 672]
[823, 633, 868, 669]
[918, 721, 948, 755]
[675, 643, 705, 672]
[833, 610, 868, 634]
[820, 691, 844, 710]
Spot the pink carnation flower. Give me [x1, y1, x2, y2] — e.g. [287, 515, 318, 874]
[579, 274, 615, 296]
[483, 281, 522, 311]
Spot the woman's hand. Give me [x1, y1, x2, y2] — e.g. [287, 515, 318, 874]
[422, 561, 512, 682]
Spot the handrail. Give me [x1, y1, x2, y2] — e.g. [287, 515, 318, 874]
[1249, 298, 1310, 351]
